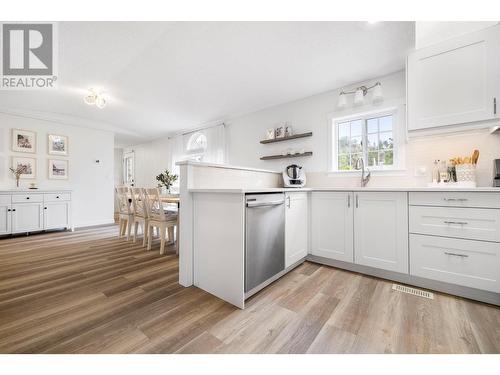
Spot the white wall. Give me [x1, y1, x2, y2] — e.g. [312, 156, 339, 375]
[0, 113, 115, 227]
[123, 137, 171, 188]
[226, 71, 406, 172]
[415, 21, 498, 49]
[225, 70, 500, 187]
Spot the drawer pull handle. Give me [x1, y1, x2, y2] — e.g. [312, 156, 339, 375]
[26, 197, 30, 200]
[56, 196, 60, 199]
[444, 252, 469, 258]
[444, 221, 468, 225]
[443, 198, 468, 202]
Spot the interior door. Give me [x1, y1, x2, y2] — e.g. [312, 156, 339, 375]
[311, 192, 354, 262]
[123, 151, 135, 187]
[354, 192, 408, 273]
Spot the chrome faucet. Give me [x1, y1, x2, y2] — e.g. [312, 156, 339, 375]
[355, 157, 371, 187]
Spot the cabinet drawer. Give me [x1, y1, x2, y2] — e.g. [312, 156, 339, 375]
[44, 193, 71, 202]
[0, 195, 11, 205]
[410, 234, 500, 293]
[11, 194, 43, 203]
[409, 192, 500, 209]
[409, 206, 500, 242]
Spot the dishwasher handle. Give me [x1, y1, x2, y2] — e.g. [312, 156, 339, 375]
[246, 200, 285, 208]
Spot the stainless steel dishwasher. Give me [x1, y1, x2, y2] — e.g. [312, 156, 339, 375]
[245, 193, 285, 296]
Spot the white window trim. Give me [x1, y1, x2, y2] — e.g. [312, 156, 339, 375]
[329, 106, 405, 174]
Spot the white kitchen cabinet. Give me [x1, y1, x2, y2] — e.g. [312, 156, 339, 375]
[311, 192, 354, 262]
[354, 192, 408, 273]
[407, 24, 500, 131]
[11, 202, 44, 233]
[0, 196, 11, 235]
[285, 192, 308, 268]
[44, 201, 71, 230]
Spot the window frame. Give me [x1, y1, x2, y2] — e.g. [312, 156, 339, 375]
[330, 107, 400, 173]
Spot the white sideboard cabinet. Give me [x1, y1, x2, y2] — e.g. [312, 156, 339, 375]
[0, 191, 72, 235]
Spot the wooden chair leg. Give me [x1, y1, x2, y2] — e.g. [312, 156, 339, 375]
[147, 224, 153, 250]
[159, 225, 166, 255]
[143, 224, 148, 247]
[167, 227, 174, 244]
[126, 219, 132, 241]
[133, 222, 139, 243]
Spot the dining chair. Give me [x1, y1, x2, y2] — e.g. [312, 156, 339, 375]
[130, 187, 149, 247]
[144, 188, 178, 255]
[116, 187, 134, 240]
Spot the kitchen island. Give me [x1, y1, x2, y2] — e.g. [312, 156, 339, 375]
[178, 161, 500, 308]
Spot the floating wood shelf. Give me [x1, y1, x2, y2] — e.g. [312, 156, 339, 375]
[260, 151, 313, 160]
[260, 132, 313, 144]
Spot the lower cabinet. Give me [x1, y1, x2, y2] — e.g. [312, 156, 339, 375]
[0, 192, 71, 235]
[354, 192, 409, 273]
[285, 192, 308, 268]
[44, 202, 71, 230]
[11, 202, 44, 233]
[0, 198, 11, 235]
[311, 192, 354, 262]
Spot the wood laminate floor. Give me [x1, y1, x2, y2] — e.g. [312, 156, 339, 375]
[0, 225, 499, 354]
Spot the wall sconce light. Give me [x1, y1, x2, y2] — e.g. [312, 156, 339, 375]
[337, 81, 383, 108]
[84, 88, 107, 109]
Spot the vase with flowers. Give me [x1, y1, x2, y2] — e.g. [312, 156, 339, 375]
[155, 169, 178, 194]
[9, 165, 27, 188]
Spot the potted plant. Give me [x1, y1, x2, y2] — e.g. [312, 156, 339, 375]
[155, 169, 178, 194]
[9, 165, 27, 188]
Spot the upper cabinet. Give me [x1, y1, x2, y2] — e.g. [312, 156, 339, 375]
[407, 25, 500, 131]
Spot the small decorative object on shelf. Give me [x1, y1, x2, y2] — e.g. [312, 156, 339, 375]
[285, 123, 293, 137]
[275, 125, 285, 138]
[155, 169, 178, 194]
[9, 165, 27, 187]
[260, 131, 312, 144]
[266, 128, 275, 140]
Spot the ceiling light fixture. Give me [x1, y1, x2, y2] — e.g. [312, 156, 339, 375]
[337, 81, 383, 108]
[84, 88, 107, 109]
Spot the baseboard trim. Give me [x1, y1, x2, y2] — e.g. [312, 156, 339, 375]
[307, 254, 500, 307]
[74, 222, 116, 231]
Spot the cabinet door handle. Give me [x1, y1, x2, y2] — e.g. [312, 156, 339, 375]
[44, 207, 47, 210]
[56, 196, 60, 199]
[444, 252, 469, 258]
[7, 209, 11, 212]
[286, 196, 291, 208]
[355, 195, 359, 208]
[494, 97, 497, 115]
[347, 195, 351, 208]
[26, 197, 30, 200]
[444, 221, 468, 225]
[443, 198, 468, 202]
[12, 209, 16, 212]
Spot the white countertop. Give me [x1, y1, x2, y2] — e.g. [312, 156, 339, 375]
[189, 186, 500, 193]
[0, 189, 73, 193]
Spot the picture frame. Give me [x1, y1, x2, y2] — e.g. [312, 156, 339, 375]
[48, 159, 69, 180]
[12, 129, 36, 153]
[12, 157, 37, 179]
[48, 134, 69, 156]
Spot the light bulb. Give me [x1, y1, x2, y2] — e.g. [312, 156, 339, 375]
[95, 95, 106, 109]
[84, 93, 96, 105]
[337, 93, 347, 108]
[372, 82, 383, 101]
[354, 88, 364, 105]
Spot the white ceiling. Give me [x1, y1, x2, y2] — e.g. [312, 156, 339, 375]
[0, 22, 415, 147]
